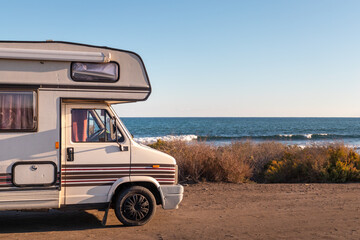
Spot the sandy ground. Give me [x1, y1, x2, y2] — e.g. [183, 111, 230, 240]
[1, 183, 360, 239]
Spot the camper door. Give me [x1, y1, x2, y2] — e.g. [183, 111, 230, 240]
[62, 103, 130, 205]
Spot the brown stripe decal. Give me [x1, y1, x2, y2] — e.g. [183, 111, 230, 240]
[62, 175, 175, 181]
[61, 183, 113, 187]
[63, 164, 131, 168]
[62, 164, 175, 168]
[62, 171, 175, 176]
[0, 173, 11, 176]
[0, 178, 11, 183]
[0, 173, 60, 189]
[62, 164, 176, 187]
[132, 163, 176, 167]
[0, 184, 13, 187]
[129, 171, 175, 174]
[62, 171, 130, 176]
[0, 173, 12, 187]
[0, 186, 59, 191]
[63, 175, 128, 180]
[131, 174, 175, 178]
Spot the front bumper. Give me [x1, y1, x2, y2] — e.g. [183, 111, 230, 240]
[159, 184, 184, 210]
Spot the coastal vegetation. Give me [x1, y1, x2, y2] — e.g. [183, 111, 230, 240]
[148, 140, 360, 183]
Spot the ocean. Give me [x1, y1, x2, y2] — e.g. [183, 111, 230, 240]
[121, 117, 360, 148]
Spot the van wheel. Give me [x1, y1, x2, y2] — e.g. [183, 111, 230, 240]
[115, 186, 156, 226]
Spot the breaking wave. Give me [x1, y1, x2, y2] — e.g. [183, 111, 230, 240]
[134, 134, 198, 144]
[133, 133, 360, 144]
[197, 133, 360, 141]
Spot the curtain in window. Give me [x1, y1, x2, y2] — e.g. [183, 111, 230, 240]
[72, 110, 88, 142]
[0, 92, 34, 130]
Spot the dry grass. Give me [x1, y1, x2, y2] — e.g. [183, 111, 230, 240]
[148, 140, 360, 183]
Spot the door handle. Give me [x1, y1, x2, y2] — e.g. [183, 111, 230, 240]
[67, 147, 74, 161]
[119, 145, 129, 152]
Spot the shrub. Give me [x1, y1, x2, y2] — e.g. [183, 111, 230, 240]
[263, 144, 360, 183]
[264, 145, 329, 183]
[149, 140, 218, 182]
[148, 140, 360, 184]
[325, 145, 360, 182]
[148, 140, 253, 183]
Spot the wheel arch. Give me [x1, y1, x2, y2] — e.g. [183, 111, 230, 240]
[107, 176, 164, 206]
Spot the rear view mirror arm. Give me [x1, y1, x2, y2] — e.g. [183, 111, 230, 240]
[111, 117, 126, 151]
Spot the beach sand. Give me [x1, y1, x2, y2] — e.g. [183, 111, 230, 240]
[0, 183, 360, 239]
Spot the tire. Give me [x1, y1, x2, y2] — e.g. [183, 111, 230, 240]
[115, 186, 156, 226]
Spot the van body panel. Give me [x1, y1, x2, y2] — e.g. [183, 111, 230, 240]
[131, 143, 177, 185]
[0, 90, 60, 209]
[131, 143, 176, 165]
[0, 190, 59, 210]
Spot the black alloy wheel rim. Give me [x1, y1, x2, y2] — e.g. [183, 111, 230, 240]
[122, 194, 150, 221]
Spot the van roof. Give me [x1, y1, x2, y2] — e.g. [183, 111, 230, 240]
[0, 41, 151, 102]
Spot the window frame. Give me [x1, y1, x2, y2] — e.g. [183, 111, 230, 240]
[0, 89, 38, 132]
[70, 108, 125, 144]
[70, 61, 120, 83]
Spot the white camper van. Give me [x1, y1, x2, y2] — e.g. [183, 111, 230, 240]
[0, 41, 183, 226]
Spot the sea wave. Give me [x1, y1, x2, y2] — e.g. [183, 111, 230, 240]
[134, 134, 198, 144]
[279, 133, 328, 139]
[133, 133, 360, 144]
[198, 133, 359, 141]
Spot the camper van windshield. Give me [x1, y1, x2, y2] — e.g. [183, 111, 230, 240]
[0, 91, 37, 131]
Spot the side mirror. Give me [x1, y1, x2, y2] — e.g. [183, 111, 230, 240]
[110, 118, 117, 141]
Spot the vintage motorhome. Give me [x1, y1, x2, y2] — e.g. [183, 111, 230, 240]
[0, 41, 183, 226]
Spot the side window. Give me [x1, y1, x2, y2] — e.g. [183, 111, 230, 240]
[71, 62, 119, 82]
[0, 91, 37, 131]
[71, 109, 124, 143]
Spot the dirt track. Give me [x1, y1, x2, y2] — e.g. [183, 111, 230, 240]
[1, 183, 360, 239]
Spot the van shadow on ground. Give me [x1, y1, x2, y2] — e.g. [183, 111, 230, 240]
[0, 210, 123, 233]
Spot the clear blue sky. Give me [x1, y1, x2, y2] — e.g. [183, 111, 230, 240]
[1, 0, 360, 117]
